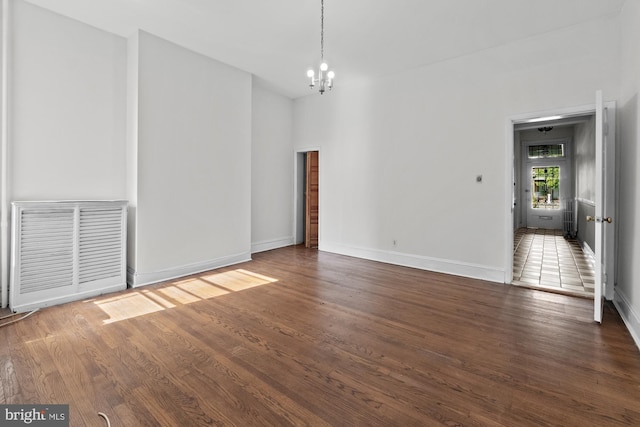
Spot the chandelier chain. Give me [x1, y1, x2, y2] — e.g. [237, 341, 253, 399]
[306, 0, 333, 94]
[320, 0, 324, 61]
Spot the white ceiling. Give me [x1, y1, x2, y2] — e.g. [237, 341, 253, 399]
[24, 0, 626, 99]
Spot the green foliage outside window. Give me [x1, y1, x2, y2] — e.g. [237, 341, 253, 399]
[531, 166, 560, 209]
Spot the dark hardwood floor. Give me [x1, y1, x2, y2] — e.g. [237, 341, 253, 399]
[1, 245, 639, 426]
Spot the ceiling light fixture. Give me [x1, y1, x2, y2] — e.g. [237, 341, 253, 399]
[306, 0, 334, 94]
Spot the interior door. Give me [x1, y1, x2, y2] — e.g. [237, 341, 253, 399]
[593, 90, 616, 323]
[305, 151, 319, 248]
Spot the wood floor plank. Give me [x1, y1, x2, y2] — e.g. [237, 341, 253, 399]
[1, 245, 639, 426]
[127, 315, 301, 426]
[163, 305, 337, 426]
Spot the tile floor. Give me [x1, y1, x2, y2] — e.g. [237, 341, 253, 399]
[512, 228, 595, 297]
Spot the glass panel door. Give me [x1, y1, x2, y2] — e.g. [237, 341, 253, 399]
[531, 166, 560, 210]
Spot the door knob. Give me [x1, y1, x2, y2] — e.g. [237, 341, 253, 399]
[587, 215, 613, 223]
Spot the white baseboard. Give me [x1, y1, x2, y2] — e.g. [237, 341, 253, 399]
[579, 239, 595, 259]
[127, 251, 251, 288]
[10, 283, 127, 313]
[613, 288, 640, 351]
[319, 242, 505, 284]
[251, 236, 294, 254]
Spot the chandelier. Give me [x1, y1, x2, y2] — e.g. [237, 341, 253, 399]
[306, 0, 335, 94]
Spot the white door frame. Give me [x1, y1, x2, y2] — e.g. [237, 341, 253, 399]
[504, 101, 616, 295]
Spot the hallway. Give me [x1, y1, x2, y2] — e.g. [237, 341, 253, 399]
[513, 228, 595, 297]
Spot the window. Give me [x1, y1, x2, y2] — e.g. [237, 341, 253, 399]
[528, 144, 564, 159]
[531, 166, 560, 209]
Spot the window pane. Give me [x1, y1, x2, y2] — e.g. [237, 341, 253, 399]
[531, 166, 560, 209]
[528, 144, 564, 159]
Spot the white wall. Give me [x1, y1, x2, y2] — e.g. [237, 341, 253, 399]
[129, 31, 252, 286]
[575, 117, 596, 202]
[10, 0, 127, 200]
[574, 117, 596, 249]
[615, 0, 640, 348]
[6, 2, 278, 291]
[293, 14, 620, 283]
[251, 80, 294, 253]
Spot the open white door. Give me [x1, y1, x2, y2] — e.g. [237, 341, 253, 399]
[593, 90, 616, 323]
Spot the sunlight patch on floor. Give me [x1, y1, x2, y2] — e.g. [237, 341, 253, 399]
[158, 285, 202, 305]
[94, 269, 277, 324]
[97, 292, 165, 324]
[202, 269, 278, 291]
[177, 279, 230, 299]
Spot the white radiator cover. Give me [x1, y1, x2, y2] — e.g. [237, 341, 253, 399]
[10, 200, 127, 312]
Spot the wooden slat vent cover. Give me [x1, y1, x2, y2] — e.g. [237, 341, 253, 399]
[19, 209, 75, 294]
[10, 200, 128, 312]
[79, 207, 123, 286]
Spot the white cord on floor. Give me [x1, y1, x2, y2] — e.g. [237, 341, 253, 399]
[0, 311, 22, 321]
[98, 412, 111, 427]
[0, 308, 38, 328]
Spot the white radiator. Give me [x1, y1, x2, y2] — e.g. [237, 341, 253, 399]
[10, 200, 127, 312]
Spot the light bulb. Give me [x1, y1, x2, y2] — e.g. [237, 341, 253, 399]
[307, 69, 315, 78]
[320, 62, 328, 71]
[327, 71, 335, 79]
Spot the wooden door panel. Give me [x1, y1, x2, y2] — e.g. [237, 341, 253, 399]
[305, 151, 319, 248]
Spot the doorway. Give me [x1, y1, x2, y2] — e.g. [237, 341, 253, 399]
[511, 114, 596, 298]
[507, 95, 617, 323]
[294, 149, 319, 248]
